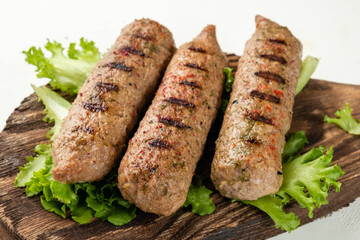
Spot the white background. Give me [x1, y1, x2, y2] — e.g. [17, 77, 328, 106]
[1, 0, 359, 239]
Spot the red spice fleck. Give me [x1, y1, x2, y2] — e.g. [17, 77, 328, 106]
[266, 104, 272, 111]
[273, 90, 283, 97]
[92, 160, 96, 163]
[269, 145, 276, 151]
[79, 93, 83, 97]
[87, 153, 90, 155]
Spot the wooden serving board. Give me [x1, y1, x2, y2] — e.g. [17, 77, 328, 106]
[1, 54, 360, 240]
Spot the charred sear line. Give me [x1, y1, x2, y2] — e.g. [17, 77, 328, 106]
[104, 62, 132, 72]
[188, 46, 207, 54]
[148, 139, 173, 149]
[180, 80, 200, 89]
[184, 63, 207, 72]
[259, 54, 287, 65]
[72, 126, 95, 134]
[132, 33, 152, 41]
[248, 113, 274, 125]
[117, 46, 145, 57]
[82, 102, 109, 112]
[246, 138, 261, 145]
[158, 116, 192, 129]
[163, 97, 195, 108]
[250, 90, 280, 104]
[269, 39, 287, 46]
[95, 82, 119, 92]
[254, 71, 285, 84]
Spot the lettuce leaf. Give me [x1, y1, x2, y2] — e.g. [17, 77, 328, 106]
[242, 195, 300, 232]
[240, 132, 344, 232]
[14, 144, 52, 187]
[324, 103, 360, 135]
[223, 67, 235, 93]
[183, 175, 215, 216]
[23, 38, 100, 95]
[295, 56, 320, 95]
[40, 196, 67, 218]
[282, 131, 309, 163]
[277, 146, 344, 218]
[32, 85, 71, 141]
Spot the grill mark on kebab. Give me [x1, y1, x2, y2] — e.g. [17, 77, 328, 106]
[148, 139, 173, 149]
[82, 102, 109, 112]
[247, 112, 274, 125]
[184, 63, 207, 72]
[163, 97, 195, 108]
[116, 46, 145, 57]
[132, 33, 153, 41]
[188, 46, 207, 54]
[259, 54, 287, 65]
[95, 82, 119, 93]
[104, 62, 132, 72]
[158, 116, 192, 129]
[250, 90, 280, 104]
[254, 71, 285, 84]
[268, 39, 287, 46]
[246, 138, 261, 145]
[179, 80, 200, 89]
[72, 125, 95, 134]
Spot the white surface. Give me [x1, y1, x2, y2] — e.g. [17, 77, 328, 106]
[1, 0, 359, 239]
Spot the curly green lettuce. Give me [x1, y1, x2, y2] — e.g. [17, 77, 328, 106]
[23, 38, 100, 95]
[32, 85, 71, 141]
[183, 175, 215, 216]
[281, 131, 309, 162]
[14, 143, 52, 188]
[295, 56, 320, 95]
[241, 132, 344, 232]
[324, 103, 360, 135]
[242, 195, 300, 231]
[223, 67, 235, 93]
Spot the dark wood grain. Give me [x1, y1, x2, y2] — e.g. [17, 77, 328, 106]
[0, 54, 359, 240]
